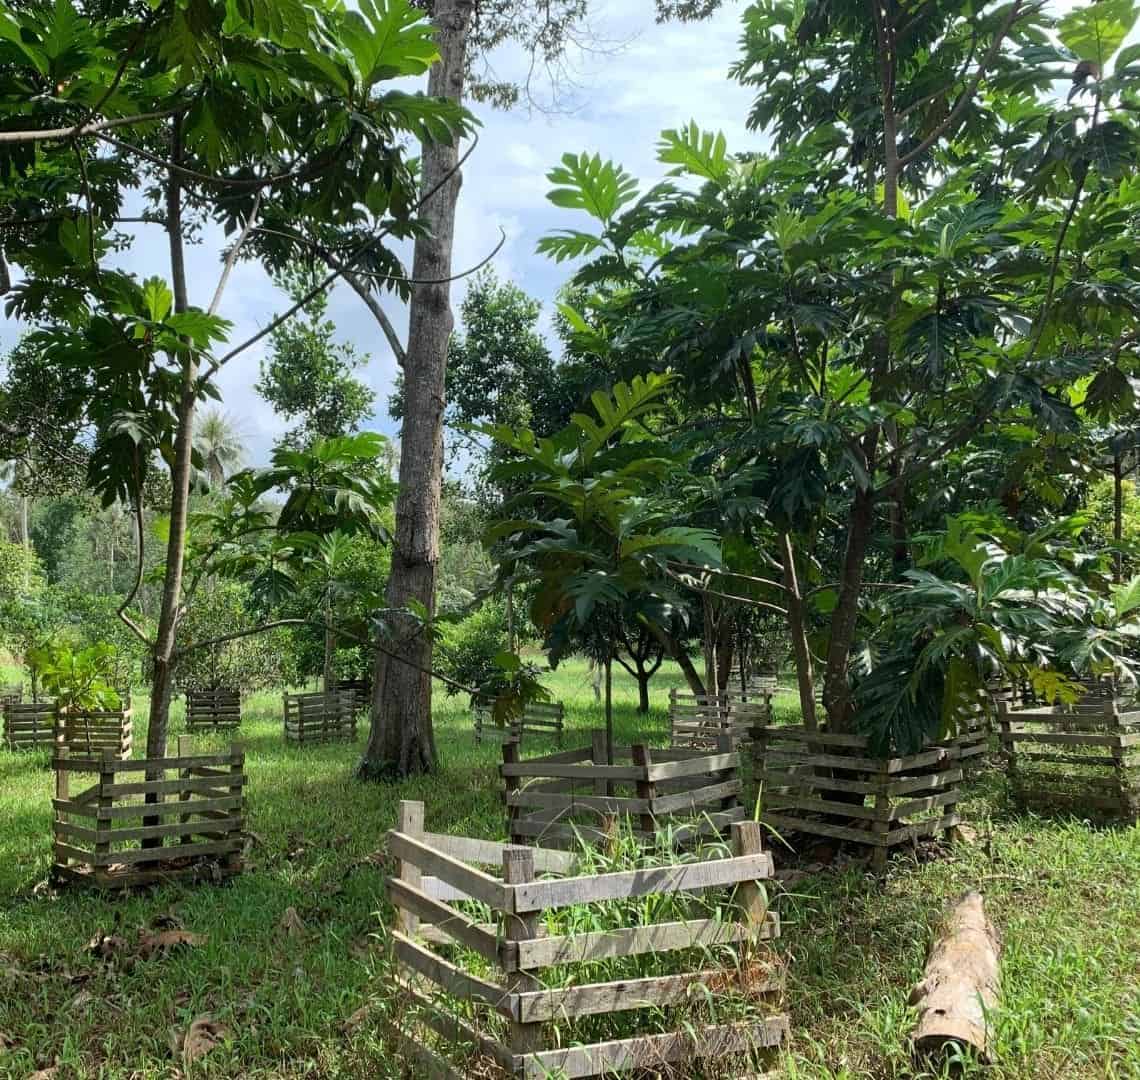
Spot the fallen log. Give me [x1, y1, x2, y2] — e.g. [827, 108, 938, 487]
[909, 890, 1000, 1064]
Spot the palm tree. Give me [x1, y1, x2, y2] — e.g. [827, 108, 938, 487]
[195, 410, 245, 490]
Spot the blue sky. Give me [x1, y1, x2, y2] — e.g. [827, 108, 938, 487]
[0, 2, 760, 464]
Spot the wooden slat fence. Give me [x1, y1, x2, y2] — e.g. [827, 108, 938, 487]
[502, 729, 744, 850]
[998, 700, 1140, 821]
[335, 678, 372, 714]
[386, 799, 787, 1079]
[55, 709, 132, 760]
[283, 691, 357, 744]
[752, 725, 968, 870]
[51, 737, 246, 889]
[668, 687, 771, 750]
[3, 700, 55, 751]
[474, 700, 565, 746]
[186, 688, 242, 732]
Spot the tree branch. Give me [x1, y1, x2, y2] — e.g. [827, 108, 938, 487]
[0, 107, 184, 145]
[180, 615, 480, 696]
[200, 133, 481, 382]
[209, 192, 262, 316]
[256, 221, 508, 369]
[898, 1, 1024, 168]
[117, 467, 153, 649]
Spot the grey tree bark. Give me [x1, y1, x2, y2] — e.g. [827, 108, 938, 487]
[359, 0, 474, 779]
[147, 114, 196, 761]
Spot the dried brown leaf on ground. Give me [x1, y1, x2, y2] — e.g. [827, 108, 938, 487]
[0, 1031, 15, 1051]
[341, 1005, 370, 1034]
[137, 930, 206, 960]
[29, 1066, 58, 1079]
[278, 907, 306, 939]
[87, 933, 130, 962]
[173, 1016, 229, 1067]
[149, 912, 184, 931]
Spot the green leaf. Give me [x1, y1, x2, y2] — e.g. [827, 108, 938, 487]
[536, 230, 607, 263]
[812, 588, 838, 615]
[546, 153, 640, 224]
[1112, 575, 1140, 618]
[142, 277, 173, 323]
[1059, 0, 1139, 67]
[656, 121, 730, 182]
[345, 0, 440, 86]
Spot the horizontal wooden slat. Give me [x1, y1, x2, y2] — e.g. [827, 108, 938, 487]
[422, 833, 577, 875]
[54, 793, 239, 820]
[388, 831, 511, 912]
[396, 981, 515, 1072]
[387, 879, 501, 964]
[762, 812, 884, 847]
[516, 968, 782, 1022]
[1002, 731, 1124, 747]
[752, 726, 869, 748]
[509, 913, 778, 970]
[649, 779, 741, 813]
[501, 761, 648, 781]
[766, 794, 881, 821]
[508, 790, 649, 814]
[55, 816, 242, 846]
[883, 813, 960, 847]
[67, 837, 242, 867]
[1008, 751, 1117, 766]
[391, 932, 512, 1017]
[757, 770, 879, 796]
[646, 753, 738, 782]
[511, 853, 772, 913]
[101, 776, 243, 797]
[53, 752, 239, 773]
[520, 1017, 789, 1080]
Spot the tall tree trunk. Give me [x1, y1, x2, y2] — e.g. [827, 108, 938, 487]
[19, 490, 29, 591]
[323, 592, 336, 693]
[780, 532, 818, 732]
[702, 597, 718, 696]
[647, 624, 706, 696]
[636, 670, 650, 714]
[359, 0, 473, 780]
[604, 653, 613, 765]
[147, 115, 195, 762]
[715, 616, 734, 698]
[1113, 451, 1124, 585]
[822, 480, 876, 733]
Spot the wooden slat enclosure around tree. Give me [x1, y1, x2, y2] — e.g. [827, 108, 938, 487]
[334, 677, 372, 714]
[3, 699, 55, 751]
[668, 687, 772, 750]
[185, 688, 242, 732]
[998, 700, 1140, 821]
[283, 690, 357, 744]
[386, 799, 787, 1078]
[501, 730, 744, 850]
[51, 738, 246, 889]
[474, 699, 565, 746]
[55, 709, 132, 760]
[752, 724, 973, 870]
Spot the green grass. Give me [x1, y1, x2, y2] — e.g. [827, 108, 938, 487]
[1, 660, 1138, 1078]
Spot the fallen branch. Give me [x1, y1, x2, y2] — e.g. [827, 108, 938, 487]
[909, 890, 1001, 1064]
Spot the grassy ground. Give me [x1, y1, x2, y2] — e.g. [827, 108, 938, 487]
[0, 660, 1137, 1079]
